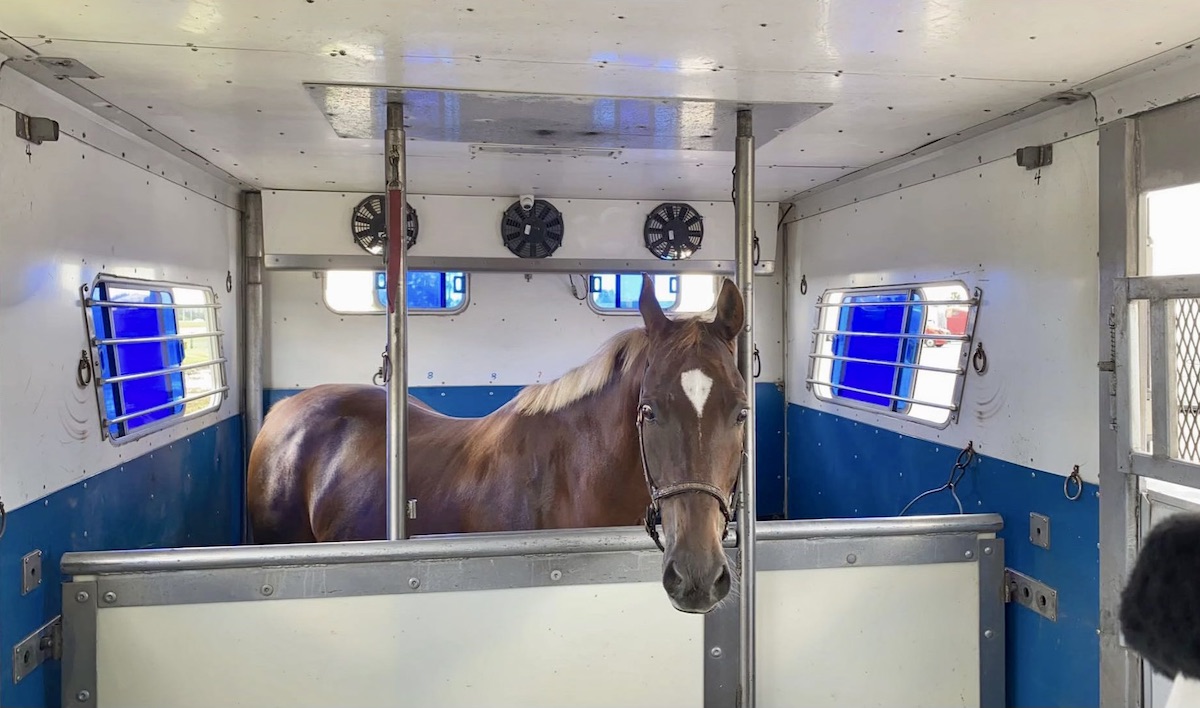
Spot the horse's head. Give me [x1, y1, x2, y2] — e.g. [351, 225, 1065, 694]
[634, 273, 747, 614]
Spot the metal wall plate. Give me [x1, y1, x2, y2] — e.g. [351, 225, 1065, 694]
[1005, 568, 1057, 622]
[1029, 513, 1051, 550]
[22, 549, 43, 595]
[12, 615, 61, 684]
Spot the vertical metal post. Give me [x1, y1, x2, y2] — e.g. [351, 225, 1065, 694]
[242, 191, 265, 446]
[384, 101, 409, 541]
[242, 190, 265, 544]
[1098, 118, 1142, 708]
[734, 107, 757, 708]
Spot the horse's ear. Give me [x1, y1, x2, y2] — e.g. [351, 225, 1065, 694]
[710, 277, 745, 342]
[638, 273, 670, 336]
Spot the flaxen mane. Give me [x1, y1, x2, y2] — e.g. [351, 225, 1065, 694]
[510, 315, 716, 417]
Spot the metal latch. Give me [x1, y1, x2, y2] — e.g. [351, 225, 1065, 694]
[12, 615, 62, 684]
[1004, 568, 1057, 622]
[14, 112, 60, 145]
[1015, 144, 1053, 170]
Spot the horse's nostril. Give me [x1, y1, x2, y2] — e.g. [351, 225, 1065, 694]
[714, 565, 732, 595]
[663, 560, 684, 594]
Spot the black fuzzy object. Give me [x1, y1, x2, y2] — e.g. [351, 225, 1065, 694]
[1119, 513, 1200, 680]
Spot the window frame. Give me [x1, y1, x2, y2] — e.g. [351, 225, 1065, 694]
[584, 272, 720, 316]
[320, 269, 470, 316]
[806, 279, 981, 429]
[82, 273, 228, 445]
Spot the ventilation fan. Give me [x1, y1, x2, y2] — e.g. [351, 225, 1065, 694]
[350, 194, 419, 255]
[644, 202, 704, 260]
[500, 199, 564, 259]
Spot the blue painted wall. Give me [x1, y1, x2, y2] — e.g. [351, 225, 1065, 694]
[787, 405, 1099, 708]
[265, 382, 788, 519]
[0, 415, 244, 708]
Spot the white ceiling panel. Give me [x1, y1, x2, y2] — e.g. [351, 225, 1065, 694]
[2, 0, 1199, 200]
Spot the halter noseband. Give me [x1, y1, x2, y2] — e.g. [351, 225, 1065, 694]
[636, 401, 738, 552]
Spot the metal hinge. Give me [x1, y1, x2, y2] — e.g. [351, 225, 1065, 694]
[12, 615, 62, 684]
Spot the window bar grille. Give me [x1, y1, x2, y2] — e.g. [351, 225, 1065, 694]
[811, 328, 971, 342]
[807, 352, 964, 375]
[98, 358, 227, 385]
[813, 298, 977, 308]
[803, 379, 959, 411]
[103, 387, 230, 427]
[87, 299, 220, 310]
[93, 331, 223, 346]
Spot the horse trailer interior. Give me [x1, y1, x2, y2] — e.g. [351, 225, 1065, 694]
[3, 2, 1200, 707]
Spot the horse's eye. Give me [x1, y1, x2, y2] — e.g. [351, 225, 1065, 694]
[736, 408, 749, 424]
[640, 404, 656, 422]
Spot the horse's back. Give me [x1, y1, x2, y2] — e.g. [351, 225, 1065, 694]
[248, 384, 387, 543]
[247, 383, 471, 543]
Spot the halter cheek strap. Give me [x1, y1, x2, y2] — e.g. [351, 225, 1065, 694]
[636, 403, 736, 552]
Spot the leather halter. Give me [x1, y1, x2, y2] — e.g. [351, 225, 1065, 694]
[636, 400, 738, 552]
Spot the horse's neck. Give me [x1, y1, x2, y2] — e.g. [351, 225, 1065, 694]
[530, 362, 648, 520]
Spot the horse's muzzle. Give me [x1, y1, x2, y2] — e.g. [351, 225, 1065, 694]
[662, 553, 732, 613]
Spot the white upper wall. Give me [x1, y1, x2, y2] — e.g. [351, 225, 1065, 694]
[261, 190, 785, 390]
[786, 121, 1100, 483]
[262, 190, 779, 263]
[0, 69, 242, 511]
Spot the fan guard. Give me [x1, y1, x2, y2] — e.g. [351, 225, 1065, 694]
[500, 199, 565, 259]
[350, 194, 419, 255]
[643, 202, 704, 260]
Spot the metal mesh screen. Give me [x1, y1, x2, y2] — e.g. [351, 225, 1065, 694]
[1173, 298, 1200, 463]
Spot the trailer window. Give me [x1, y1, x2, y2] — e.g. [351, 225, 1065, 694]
[85, 276, 226, 442]
[322, 270, 467, 314]
[807, 281, 979, 428]
[587, 273, 718, 315]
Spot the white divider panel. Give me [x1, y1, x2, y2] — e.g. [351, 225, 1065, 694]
[60, 518, 1004, 708]
[757, 563, 981, 707]
[93, 582, 702, 708]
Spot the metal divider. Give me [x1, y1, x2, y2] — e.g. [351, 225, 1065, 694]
[1118, 274, 1200, 492]
[60, 516, 1005, 708]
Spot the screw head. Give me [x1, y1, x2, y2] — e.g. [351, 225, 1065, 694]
[846, 553, 857, 565]
[984, 629, 994, 640]
[549, 569, 562, 581]
[75, 591, 90, 603]
[76, 689, 91, 702]
[965, 550, 975, 559]
[102, 591, 117, 604]
[260, 584, 274, 597]
[984, 546, 993, 555]
[408, 577, 420, 589]
[710, 647, 723, 657]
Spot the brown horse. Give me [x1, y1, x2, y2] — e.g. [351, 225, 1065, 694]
[247, 274, 749, 613]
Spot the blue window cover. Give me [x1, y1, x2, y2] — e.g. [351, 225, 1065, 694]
[589, 273, 676, 311]
[90, 283, 187, 438]
[829, 290, 925, 411]
[374, 271, 466, 310]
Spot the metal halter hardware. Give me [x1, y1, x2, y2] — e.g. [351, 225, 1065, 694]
[635, 402, 737, 552]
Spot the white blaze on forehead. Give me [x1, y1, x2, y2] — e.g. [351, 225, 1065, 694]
[680, 368, 714, 418]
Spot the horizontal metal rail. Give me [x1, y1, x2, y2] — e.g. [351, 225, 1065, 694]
[814, 298, 977, 308]
[100, 358, 226, 385]
[805, 378, 959, 411]
[60, 514, 1003, 576]
[104, 387, 228, 426]
[88, 299, 220, 311]
[94, 331, 222, 346]
[808, 352, 964, 375]
[811, 328, 972, 342]
[1126, 273, 1200, 302]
